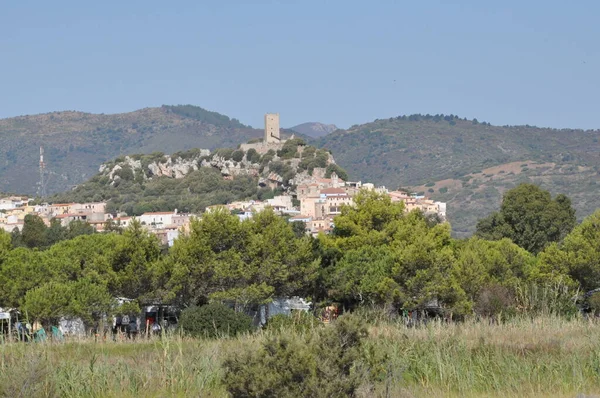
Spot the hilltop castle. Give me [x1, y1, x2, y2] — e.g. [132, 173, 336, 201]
[240, 112, 287, 154]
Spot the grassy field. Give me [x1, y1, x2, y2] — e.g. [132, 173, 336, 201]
[1, 316, 599, 397]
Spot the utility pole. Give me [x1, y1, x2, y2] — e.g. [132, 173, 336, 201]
[39, 146, 47, 198]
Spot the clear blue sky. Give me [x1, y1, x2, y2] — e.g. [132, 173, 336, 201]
[1, 0, 599, 129]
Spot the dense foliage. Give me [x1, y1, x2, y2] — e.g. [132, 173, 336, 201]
[10, 215, 95, 249]
[0, 184, 596, 330]
[476, 183, 576, 253]
[51, 168, 263, 216]
[223, 314, 369, 398]
[178, 303, 253, 338]
[162, 105, 249, 128]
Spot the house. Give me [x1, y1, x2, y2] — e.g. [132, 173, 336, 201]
[139, 211, 177, 228]
[266, 195, 293, 212]
[320, 188, 352, 216]
[0, 196, 29, 210]
[115, 216, 132, 228]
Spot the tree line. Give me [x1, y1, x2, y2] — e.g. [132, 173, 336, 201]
[0, 183, 596, 328]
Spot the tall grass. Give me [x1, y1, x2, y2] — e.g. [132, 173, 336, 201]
[1, 316, 599, 397]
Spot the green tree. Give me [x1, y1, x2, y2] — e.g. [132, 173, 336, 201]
[332, 190, 405, 247]
[156, 208, 317, 309]
[0, 248, 48, 307]
[325, 164, 349, 181]
[46, 218, 67, 246]
[476, 184, 576, 254]
[23, 278, 113, 329]
[453, 238, 536, 305]
[328, 245, 400, 306]
[246, 148, 261, 164]
[23, 281, 72, 327]
[66, 220, 95, 240]
[537, 210, 600, 291]
[21, 214, 48, 249]
[231, 149, 245, 162]
[0, 229, 11, 261]
[112, 219, 161, 299]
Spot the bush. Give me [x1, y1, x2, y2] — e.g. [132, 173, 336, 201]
[179, 303, 254, 338]
[265, 311, 321, 334]
[325, 164, 349, 181]
[246, 148, 261, 164]
[215, 148, 234, 160]
[474, 284, 515, 318]
[223, 314, 372, 397]
[231, 150, 244, 162]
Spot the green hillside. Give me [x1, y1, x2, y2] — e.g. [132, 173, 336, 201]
[0, 105, 263, 195]
[48, 140, 340, 216]
[317, 114, 600, 237]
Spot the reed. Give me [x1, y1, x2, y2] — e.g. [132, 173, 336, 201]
[0, 316, 598, 397]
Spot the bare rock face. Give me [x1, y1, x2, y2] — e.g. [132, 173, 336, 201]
[98, 144, 340, 194]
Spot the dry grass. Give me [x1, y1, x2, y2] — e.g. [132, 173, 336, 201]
[0, 316, 599, 397]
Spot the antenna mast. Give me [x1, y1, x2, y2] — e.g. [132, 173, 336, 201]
[39, 146, 47, 198]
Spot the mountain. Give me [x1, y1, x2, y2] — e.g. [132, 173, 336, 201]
[0, 105, 265, 195]
[5, 106, 600, 238]
[316, 114, 600, 237]
[290, 122, 338, 138]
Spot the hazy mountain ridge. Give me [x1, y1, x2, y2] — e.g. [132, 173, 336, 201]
[316, 114, 600, 236]
[290, 122, 338, 138]
[4, 108, 600, 237]
[0, 106, 263, 195]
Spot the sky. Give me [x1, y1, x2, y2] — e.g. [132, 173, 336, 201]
[1, 0, 599, 129]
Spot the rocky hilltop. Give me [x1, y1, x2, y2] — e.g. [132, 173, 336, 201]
[51, 139, 347, 215]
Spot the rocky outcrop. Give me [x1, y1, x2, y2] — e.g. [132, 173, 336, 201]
[98, 144, 341, 193]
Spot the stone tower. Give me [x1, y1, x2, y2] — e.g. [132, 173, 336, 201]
[264, 113, 281, 143]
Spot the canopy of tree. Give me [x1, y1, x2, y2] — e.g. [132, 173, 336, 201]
[475, 184, 576, 254]
[0, 187, 594, 330]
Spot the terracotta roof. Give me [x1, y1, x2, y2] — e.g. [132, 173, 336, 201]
[51, 203, 76, 207]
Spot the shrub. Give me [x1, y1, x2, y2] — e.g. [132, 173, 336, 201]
[325, 164, 349, 181]
[231, 150, 244, 162]
[587, 293, 600, 316]
[114, 166, 134, 181]
[474, 284, 515, 318]
[223, 314, 372, 397]
[439, 187, 448, 194]
[179, 303, 253, 338]
[215, 148, 234, 160]
[246, 148, 261, 164]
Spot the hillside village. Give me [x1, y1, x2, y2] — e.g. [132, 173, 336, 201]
[0, 114, 447, 244]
